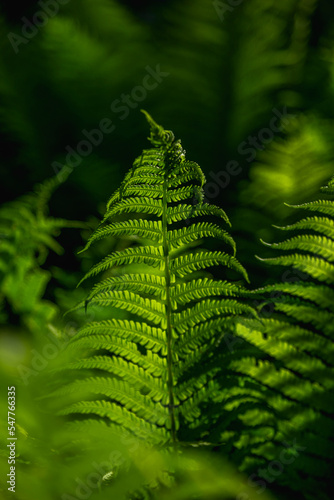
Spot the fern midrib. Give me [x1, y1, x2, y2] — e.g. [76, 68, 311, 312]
[162, 161, 177, 445]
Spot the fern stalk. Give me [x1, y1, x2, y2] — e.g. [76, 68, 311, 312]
[162, 169, 177, 445]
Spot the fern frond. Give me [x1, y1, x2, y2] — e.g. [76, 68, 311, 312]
[236, 173, 334, 497]
[321, 174, 334, 195]
[0, 172, 81, 336]
[80, 219, 163, 252]
[59, 111, 251, 448]
[71, 319, 166, 354]
[87, 274, 167, 302]
[59, 400, 169, 444]
[168, 223, 236, 253]
[261, 234, 334, 262]
[167, 203, 230, 225]
[77, 245, 165, 286]
[255, 282, 334, 310]
[103, 197, 163, 222]
[257, 253, 334, 283]
[285, 199, 334, 217]
[172, 251, 248, 280]
[176, 318, 236, 355]
[174, 299, 254, 334]
[81, 290, 167, 327]
[172, 279, 244, 306]
[166, 186, 197, 203]
[274, 216, 334, 239]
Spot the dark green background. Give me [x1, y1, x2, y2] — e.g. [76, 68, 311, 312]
[1, 0, 334, 284]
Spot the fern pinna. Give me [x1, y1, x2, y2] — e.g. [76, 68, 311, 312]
[235, 175, 334, 499]
[58, 111, 254, 447]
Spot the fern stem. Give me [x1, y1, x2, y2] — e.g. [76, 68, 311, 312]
[162, 173, 177, 446]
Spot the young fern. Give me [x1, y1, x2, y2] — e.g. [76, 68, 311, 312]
[234, 174, 334, 498]
[58, 111, 254, 448]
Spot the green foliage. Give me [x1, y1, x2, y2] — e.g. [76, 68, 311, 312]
[220, 0, 318, 146]
[1, 1, 334, 498]
[0, 384, 275, 500]
[234, 114, 334, 286]
[0, 172, 82, 337]
[240, 115, 334, 220]
[56, 112, 254, 452]
[234, 174, 334, 499]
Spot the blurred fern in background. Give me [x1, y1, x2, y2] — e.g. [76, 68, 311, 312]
[0, 172, 83, 339]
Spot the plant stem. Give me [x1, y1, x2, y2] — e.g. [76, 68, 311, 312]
[162, 172, 177, 446]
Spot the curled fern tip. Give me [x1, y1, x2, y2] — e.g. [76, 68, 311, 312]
[141, 109, 175, 147]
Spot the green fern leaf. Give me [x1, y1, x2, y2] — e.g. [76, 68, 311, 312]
[236, 173, 334, 497]
[59, 111, 251, 448]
